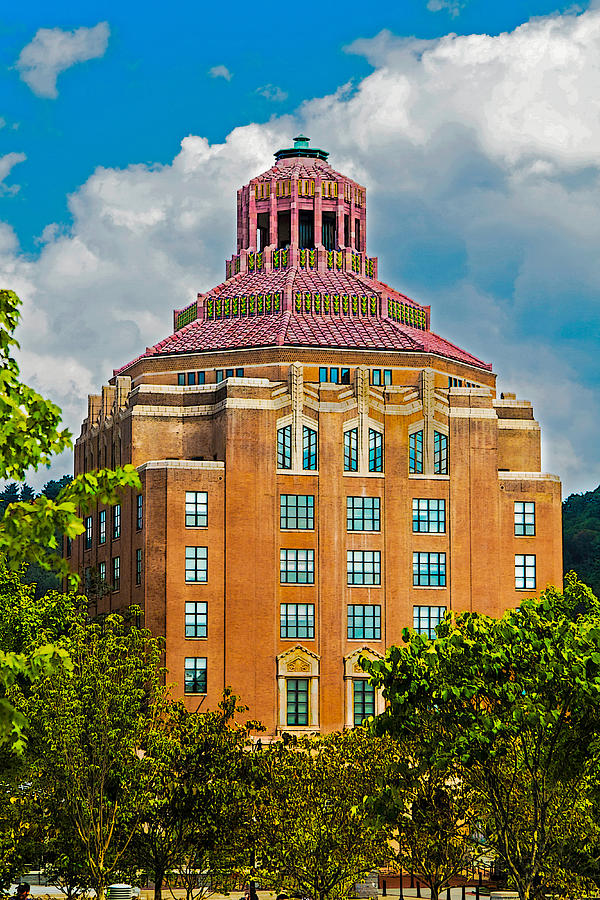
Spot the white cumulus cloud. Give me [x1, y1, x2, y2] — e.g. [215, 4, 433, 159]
[208, 65, 233, 81]
[3, 8, 600, 496]
[256, 84, 288, 102]
[0, 152, 26, 195]
[427, 0, 467, 17]
[16, 22, 110, 99]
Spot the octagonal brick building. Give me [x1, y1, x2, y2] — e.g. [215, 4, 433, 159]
[71, 137, 562, 736]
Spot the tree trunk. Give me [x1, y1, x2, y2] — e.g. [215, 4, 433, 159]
[154, 868, 164, 900]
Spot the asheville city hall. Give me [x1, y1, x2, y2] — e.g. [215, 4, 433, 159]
[70, 137, 562, 737]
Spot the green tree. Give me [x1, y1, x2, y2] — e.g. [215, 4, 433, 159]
[135, 691, 258, 900]
[254, 728, 393, 900]
[364, 574, 600, 900]
[20, 611, 166, 900]
[563, 484, 600, 598]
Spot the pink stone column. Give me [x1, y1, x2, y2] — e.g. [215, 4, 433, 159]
[248, 182, 257, 251]
[314, 178, 323, 249]
[291, 177, 299, 246]
[337, 184, 345, 248]
[350, 189, 356, 250]
[269, 179, 277, 256]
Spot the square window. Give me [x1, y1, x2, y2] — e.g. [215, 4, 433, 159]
[135, 548, 142, 585]
[287, 678, 309, 726]
[434, 431, 448, 475]
[413, 552, 446, 587]
[368, 429, 383, 473]
[185, 547, 208, 582]
[347, 497, 381, 532]
[347, 604, 381, 639]
[185, 600, 208, 638]
[330, 367, 339, 384]
[280, 604, 315, 639]
[515, 554, 536, 590]
[280, 549, 315, 584]
[303, 426, 318, 470]
[186, 491, 208, 528]
[372, 369, 382, 386]
[319, 367, 328, 383]
[226, 368, 234, 378]
[184, 657, 207, 694]
[344, 428, 358, 472]
[409, 430, 424, 474]
[235, 368, 244, 377]
[280, 495, 314, 530]
[514, 501, 535, 536]
[99, 509, 106, 545]
[412, 499, 446, 533]
[347, 550, 381, 586]
[178, 373, 185, 385]
[187, 372, 196, 385]
[353, 680, 375, 725]
[112, 504, 121, 540]
[413, 605, 447, 638]
[383, 369, 392, 385]
[277, 425, 292, 469]
[136, 494, 143, 530]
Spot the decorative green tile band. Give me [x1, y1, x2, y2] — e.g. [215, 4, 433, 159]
[206, 292, 282, 319]
[176, 301, 198, 330]
[299, 249, 316, 269]
[387, 298, 427, 330]
[272, 248, 289, 269]
[294, 292, 378, 316]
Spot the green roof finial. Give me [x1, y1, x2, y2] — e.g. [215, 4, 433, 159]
[293, 135, 310, 149]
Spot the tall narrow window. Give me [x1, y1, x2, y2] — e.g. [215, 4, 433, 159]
[383, 369, 392, 385]
[515, 554, 536, 590]
[514, 502, 535, 536]
[278, 210, 291, 248]
[412, 499, 446, 533]
[409, 430, 423, 474]
[135, 548, 142, 585]
[178, 373, 185, 385]
[98, 560, 106, 584]
[413, 552, 446, 587]
[280, 549, 315, 584]
[341, 368, 350, 384]
[197, 371, 206, 385]
[355, 218, 361, 251]
[136, 494, 143, 530]
[368, 429, 383, 472]
[85, 516, 93, 550]
[187, 372, 196, 385]
[216, 370, 224, 382]
[280, 604, 315, 640]
[319, 367, 327, 383]
[303, 426, 318, 470]
[66, 536, 72, 557]
[112, 504, 121, 540]
[344, 428, 358, 472]
[371, 369, 382, 386]
[277, 425, 292, 469]
[184, 657, 207, 694]
[347, 550, 381, 586]
[413, 605, 447, 638]
[99, 510, 106, 545]
[344, 214, 350, 247]
[287, 678, 309, 726]
[186, 491, 208, 527]
[299, 210, 314, 249]
[322, 211, 336, 250]
[353, 680, 375, 725]
[185, 547, 208, 582]
[112, 556, 120, 592]
[185, 601, 208, 638]
[330, 367, 339, 384]
[434, 431, 448, 475]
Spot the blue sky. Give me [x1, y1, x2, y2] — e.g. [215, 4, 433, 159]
[1, 0, 599, 495]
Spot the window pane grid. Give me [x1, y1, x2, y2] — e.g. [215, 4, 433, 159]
[277, 425, 292, 469]
[287, 678, 309, 726]
[280, 604, 315, 639]
[409, 431, 424, 473]
[347, 496, 381, 532]
[99, 510, 106, 545]
[113, 504, 121, 540]
[353, 680, 375, 725]
[185, 491, 208, 527]
[136, 494, 143, 530]
[303, 426, 318, 470]
[413, 552, 446, 587]
[344, 428, 358, 472]
[413, 605, 447, 638]
[184, 657, 207, 694]
[515, 554, 536, 589]
[280, 495, 314, 530]
[347, 551, 381, 586]
[280, 549, 315, 584]
[412, 499, 446, 533]
[347, 604, 381, 639]
[185, 547, 208, 582]
[434, 431, 448, 475]
[135, 548, 142, 585]
[112, 556, 120, 591]
[514, 501, 535, 536]
[185, 601, 208, 638]
[368, 429, 383, 472]
[85, 516, 92, 550]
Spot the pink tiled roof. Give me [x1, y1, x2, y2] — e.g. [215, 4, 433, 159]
[254, 157, 348, 182]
